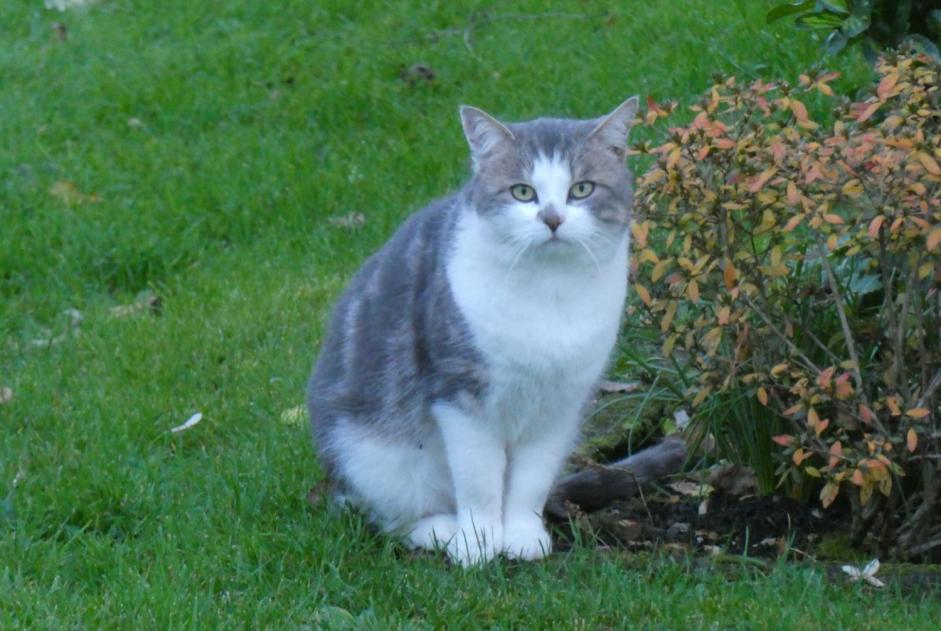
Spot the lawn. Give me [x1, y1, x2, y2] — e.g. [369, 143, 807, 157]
[1, 0, 939, 628]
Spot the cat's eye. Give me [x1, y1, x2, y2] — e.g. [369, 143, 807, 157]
[569, 181, 595, 200]
[510, 184, 537, 202]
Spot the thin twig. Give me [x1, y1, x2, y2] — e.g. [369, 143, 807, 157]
[741, 293, 821, 374]
[815, 240, 863, 393]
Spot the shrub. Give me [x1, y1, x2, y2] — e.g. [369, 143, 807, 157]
[631, 50, 941, 559]
[766, 0, 941, 60]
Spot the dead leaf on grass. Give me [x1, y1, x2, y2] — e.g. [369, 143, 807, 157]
[328, 212, 366, 230]
[0, 387, 12, 405]
[598, 379, 640, 394]
[707, 463, 759, 497]
[110, 291, 161, 318]
[668, 480, 713, 497]
[279, 405, 307, 427]
[49, 180, 100, 206]
[170, 412, 203, 433]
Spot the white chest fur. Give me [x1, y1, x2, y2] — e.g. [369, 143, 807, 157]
[446, 210, 629, 441]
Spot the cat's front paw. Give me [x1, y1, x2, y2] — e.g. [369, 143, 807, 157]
[503, 516, 552, 561]
[446, 520, 503, 567]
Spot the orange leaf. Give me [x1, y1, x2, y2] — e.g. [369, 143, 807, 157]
[634, 283, 652, 306]
[857, 101, 880, 123]
[823, 213, 844, 225]
[786, 181, 800, 206]
[717, 306, 731, 326]
[789, 99, 809, 123]
[829, 441, 843, 468]
[631, 221, 650, 249]
[793, 448, 812, 466]
[686, 280, 700, 302]
[916, 152, 941, 175]
[886, 397, 902, 417]
[772, 434, 795, 447]
[749, 167, 777, 193]
[877, 72, 898, 99]
[851, 469, 865, 486]
[808, 407, 820, 429]
[907, 428, 918, 453]
[906, 407, 931, 419]
[757, 387, 769, 406]
[927, 227, 941, 251]
[868, 215, 885, 239]
[782, 214, 803, 232]
[723, 263, 737, 289]
[815, 418, 830, 437]
[820, 481, 839, 508]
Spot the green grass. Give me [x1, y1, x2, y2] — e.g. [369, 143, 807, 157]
[1, 0, 936, 628]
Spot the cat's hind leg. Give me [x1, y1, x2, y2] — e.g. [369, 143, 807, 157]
[405, 514, 459, 551]
[328, 418, 455, 537]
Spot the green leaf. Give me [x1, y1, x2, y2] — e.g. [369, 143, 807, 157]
[795, 12, 846, 29]
[766, 1, 815, 23]
[841, 12, 871, 37]
[825, 29, 850, 53]
[817, 0, 849, 15]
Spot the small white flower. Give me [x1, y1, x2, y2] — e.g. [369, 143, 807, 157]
[841, 559, 885, 588]
[170, 412, 203, 433]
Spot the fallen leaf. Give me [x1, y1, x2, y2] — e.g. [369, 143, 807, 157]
[49, 180, 99, 206]
[110, 291, 161, 318]
[279, 405, 307, 426]
[668, 481, 712, 497]
[328, 212, 366, 230]
[707, 463, 758, 496]
[170, 412, 203, 433]
[598, 380, 640, 394]
[907, 428, 918, 452]
[0, 387, 12, 404]
[842, 559, 885, 588]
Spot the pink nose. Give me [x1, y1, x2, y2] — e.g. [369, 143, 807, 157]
[538, 209, 563, 232]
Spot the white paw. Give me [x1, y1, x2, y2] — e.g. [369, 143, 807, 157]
[446, 520, 503, 567]
[502, 516, 552, 561]
[406, 514, 458, 551]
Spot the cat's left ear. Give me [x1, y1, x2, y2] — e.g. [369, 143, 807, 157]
[588, 96, 640, 158]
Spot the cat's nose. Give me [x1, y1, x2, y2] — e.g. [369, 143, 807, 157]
[537, 208, 564, 233]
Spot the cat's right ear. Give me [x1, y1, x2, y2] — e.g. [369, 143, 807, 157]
[459, 105, 514, 168]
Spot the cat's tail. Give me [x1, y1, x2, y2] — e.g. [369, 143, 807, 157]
[544, 435, 688, 521]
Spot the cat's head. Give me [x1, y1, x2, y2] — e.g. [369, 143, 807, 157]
[460, 98, 638, 263]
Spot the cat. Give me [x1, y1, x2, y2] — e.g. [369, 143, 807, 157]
[307, 97, 639, 565]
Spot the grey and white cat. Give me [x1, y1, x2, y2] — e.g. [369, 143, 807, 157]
[308, 97, 639, 565]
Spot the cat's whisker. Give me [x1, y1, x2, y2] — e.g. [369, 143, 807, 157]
[573, 237, 602, 273]
[505, 241, 532, 278]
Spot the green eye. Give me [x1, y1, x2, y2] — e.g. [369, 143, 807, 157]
[569, 181, 595, 199]
[510, 184, 537, 202]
